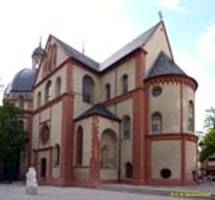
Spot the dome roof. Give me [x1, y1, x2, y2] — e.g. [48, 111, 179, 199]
[32, 46, 44, 56]
[11, 68, 37, 92]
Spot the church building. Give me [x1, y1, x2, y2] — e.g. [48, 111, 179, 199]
[4, 20, 198, 186]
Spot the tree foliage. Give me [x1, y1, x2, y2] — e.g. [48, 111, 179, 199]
[0, 100, 26, 180]
[200, 107, 215, 162]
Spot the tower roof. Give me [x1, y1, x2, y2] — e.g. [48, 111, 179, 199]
[146, 51, 186, 79]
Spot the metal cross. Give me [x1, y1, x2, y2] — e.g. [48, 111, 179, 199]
[158, 11, 163, 21]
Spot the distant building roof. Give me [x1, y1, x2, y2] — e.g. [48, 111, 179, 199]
[75, 103, 120, 122]
[146, 51, 187, 79]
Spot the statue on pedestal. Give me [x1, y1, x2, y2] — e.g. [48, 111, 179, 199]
[26, 167, 38, 195]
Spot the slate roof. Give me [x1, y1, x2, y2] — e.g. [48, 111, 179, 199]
[100, 22, 160, 70]
[11, 68, 37, 92]
[51, 21, 161, 72]
[33, 46, 44, 56]
[53, 36, 100, 71]
[75, 103, 120, 122]
[146, 51, 187, 79]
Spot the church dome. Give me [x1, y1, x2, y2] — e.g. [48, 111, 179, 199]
[11, 68, 37, 93]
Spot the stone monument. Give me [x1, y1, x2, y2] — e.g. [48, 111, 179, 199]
[26, 167, 38, 195]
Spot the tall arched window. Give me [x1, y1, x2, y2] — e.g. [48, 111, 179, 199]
[51, 44, 57, 68]
[37, 92, 41, 108]
[151, 112, 162, 134]
[53, 144, 60, 167]
[45, 80, 52, 102]
[105, 83, 111, 100]
[76, 126, 83, 165]
[82, 75, 95, 103]
[101, 129, 117, 169]
[122, 115, 131, 139]
[188, 101, 194, 131]
[121, 74, 128, 93]
[55, 77, 61, 97]
[19, 95, 24, 109]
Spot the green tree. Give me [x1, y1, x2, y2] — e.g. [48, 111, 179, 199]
[0, 100, 26, 182]
[200, 107, 215, 162]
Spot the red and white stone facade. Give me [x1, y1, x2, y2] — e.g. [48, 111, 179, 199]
[5, 21, 198, 186]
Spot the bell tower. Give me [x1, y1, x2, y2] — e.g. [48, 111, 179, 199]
[32, 39, 44, 69]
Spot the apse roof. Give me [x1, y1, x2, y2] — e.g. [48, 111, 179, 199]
[75, 103, 120, 122]
[146, 51, 187, 79]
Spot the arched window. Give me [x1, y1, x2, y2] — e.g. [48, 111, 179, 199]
[45, 80, 52, 102]
[19, 95, 24, 109]
[151, 112, 162, 134]
[53, 144, 60, 167]
[101, 129, 117, 169]
[121, 74, 128, 94]
[55, 77, 61, 97]
[51, 44, 57, 68]
[76, 126, 83, 165]
[188, 101, 194, 131]
[122, 116, 131, 139]
[39, 124, 50, 144]
[37, 92, 41, 108]
[82, 75, 95, 103]
[105, 83, 111, 100]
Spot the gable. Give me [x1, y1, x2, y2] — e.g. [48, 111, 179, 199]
[34, 36, 69, 85]
[144, 22, 173, 76]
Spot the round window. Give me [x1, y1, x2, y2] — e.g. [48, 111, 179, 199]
[152, 86, 162, 97]
[160, 168, 171, 179]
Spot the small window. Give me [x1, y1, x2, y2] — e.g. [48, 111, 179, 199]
[122, 116, 131, 139]
[125, 162, 133, 178]
[45, 80, 52, 102]
[151, 112, 162, 134]
[55, 77, 61, 97]
[152, 86, 162, 97]
[53, 144, 60, 167]
[76, 126, 83, 165]
[82, 75, 95, 103]
[188, 101, 194, 131]
[105, 83, 111, 100]
[121, 74, 128, 93]
[19, 95, 24, 109]
[160, 168, 171, 179]
[37, 92, 41, 108]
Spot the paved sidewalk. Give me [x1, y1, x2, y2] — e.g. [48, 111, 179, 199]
[0, 183, 182, 200]
[99, 183, 215, 199]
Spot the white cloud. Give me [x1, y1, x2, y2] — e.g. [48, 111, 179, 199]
[174, 50, 215, 131]
[197, 25, 215, 62]
[0, 0, 138, 104]
[157, 0, 189, 14]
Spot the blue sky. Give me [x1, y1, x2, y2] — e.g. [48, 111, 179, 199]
[0, 0, 214, 132]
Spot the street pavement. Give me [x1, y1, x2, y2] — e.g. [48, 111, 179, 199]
[0, 183, 183, 200]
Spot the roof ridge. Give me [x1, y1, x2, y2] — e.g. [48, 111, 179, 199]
[51, 35, 99, 69]
[49, 21, 162, 71]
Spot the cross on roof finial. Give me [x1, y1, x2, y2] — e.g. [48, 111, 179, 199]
[158, 11, 163, 21]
